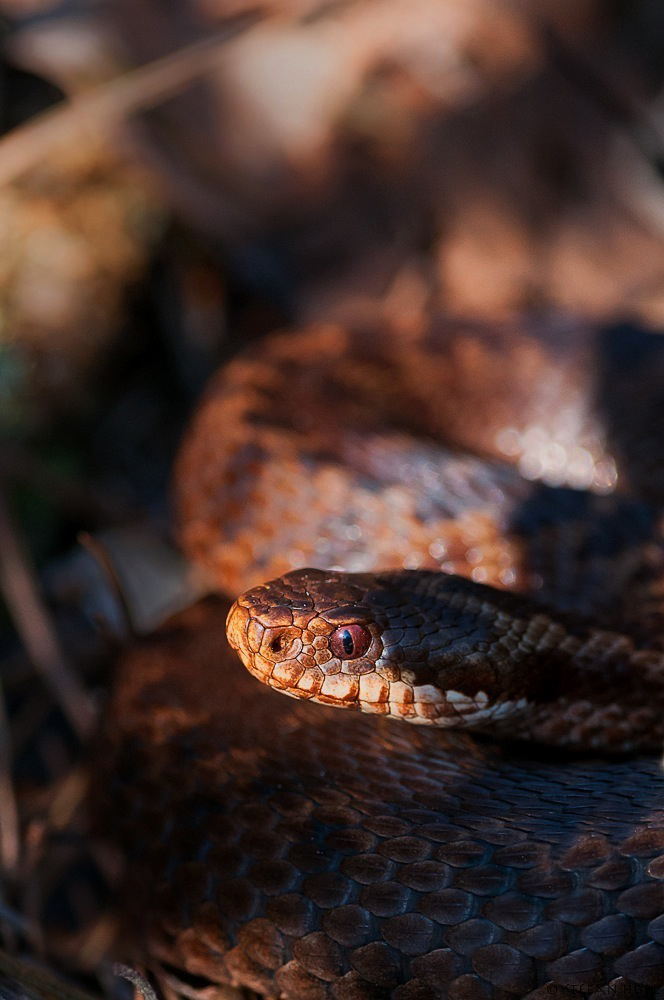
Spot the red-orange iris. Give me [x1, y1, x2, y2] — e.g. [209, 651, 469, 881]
[330, 624, 371, 660]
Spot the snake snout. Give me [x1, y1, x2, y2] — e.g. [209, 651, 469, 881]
[226, 601, 249, 657]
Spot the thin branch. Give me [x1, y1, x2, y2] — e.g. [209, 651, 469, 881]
[77, 532, 137, 642]
[0, 680, 19, 873]
[112, 965, 157, 1000]
[0, 948, 100, 1000]
[0, 11, 262, 188]
[0, 490, 96, 740]
[0, 899, 41, 948]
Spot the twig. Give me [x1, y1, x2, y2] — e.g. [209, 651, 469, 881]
[532, 14, 664, 192]
[0, 680, 20, 873]
[0, 948, 100, 1000]
[112, 965, 157, 1000]
[77, 533, 137, 642]
[0, 11, 262, 189]
[0, 899, 41, 947]
[0, 490, 96, 740]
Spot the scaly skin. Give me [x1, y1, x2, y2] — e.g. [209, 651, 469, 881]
[227, 567, 664, 752]
[103, 317, 664, 996]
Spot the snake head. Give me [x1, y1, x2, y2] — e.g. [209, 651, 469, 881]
[226, 567, 534, 726]
[226, 568, 387, 710]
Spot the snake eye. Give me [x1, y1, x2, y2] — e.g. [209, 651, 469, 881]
[330, 624, 371, 660]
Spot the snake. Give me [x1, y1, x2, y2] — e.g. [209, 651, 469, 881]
[101, 315, 664, 999]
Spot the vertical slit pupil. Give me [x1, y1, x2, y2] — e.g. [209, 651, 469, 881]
[330, 623, 371, 659]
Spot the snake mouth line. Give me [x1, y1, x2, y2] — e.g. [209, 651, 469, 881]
[227, 594, 528, 726]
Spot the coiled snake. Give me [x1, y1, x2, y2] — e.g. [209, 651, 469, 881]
[103, 316, 664, 999]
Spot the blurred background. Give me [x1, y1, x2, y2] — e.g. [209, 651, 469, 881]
[1, 0, 664, 997]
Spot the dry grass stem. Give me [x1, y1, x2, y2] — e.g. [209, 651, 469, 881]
[0, 681, 20, 872]
[0, 12, 262, 188]
[0, 491, 96, 740]
[77, 533, 137, 641]
[0, 947, 100, 1000]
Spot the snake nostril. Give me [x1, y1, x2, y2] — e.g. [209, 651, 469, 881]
[270, 632, 292, 656]
[270, 634, 284, 653]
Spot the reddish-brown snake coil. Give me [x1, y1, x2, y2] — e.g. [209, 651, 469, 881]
[103, 317, 664, 999]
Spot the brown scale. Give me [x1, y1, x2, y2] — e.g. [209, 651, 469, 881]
[100, 598, 664, 999]
[103, 317, 664, 997]
[228, 568, 664, 750]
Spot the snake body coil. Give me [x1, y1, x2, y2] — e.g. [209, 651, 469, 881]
[103, 316, 664, 998]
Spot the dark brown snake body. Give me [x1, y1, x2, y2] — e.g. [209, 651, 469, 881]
[102, 317, 664, 998]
